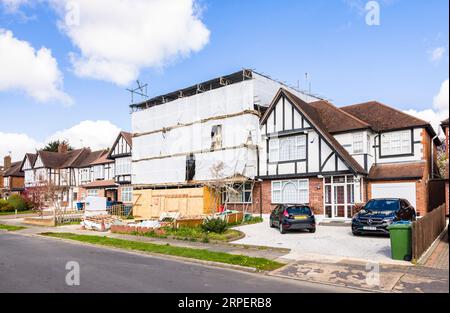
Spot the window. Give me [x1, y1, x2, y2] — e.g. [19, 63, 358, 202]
[269, 135, 306, 163]
[121, 187, 133, 203]
[211, 125, 223, 151]
[367, 134, 372, 155]
[93, 166, 104, 180]
[80, 168, 90, 182]
[3, 177, 9, 188]
[381, 130, 412, 156]
[87, 189, 98, 197]
[352, 133, 364, 154]
[116, 157, 131, 175]
[222, 183, 253, 204]
[271, 180, 309, 204]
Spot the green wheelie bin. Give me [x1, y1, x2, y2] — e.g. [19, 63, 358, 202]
[387, 222, 412, 261]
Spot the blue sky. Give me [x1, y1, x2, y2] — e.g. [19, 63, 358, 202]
[0, 0, 448, 161]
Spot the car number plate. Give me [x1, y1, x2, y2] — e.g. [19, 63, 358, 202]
[295, 216, 307, 220]
[363, 226, 377, 231]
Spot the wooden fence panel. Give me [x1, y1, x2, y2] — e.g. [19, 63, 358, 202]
[412, 204, 446, 261]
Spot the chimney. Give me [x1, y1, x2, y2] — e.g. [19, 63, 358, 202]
[4, 155, 11, 170]
[58, 143, 68, 154]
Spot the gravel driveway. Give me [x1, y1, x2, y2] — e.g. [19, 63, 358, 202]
[233, 215, 398, 264]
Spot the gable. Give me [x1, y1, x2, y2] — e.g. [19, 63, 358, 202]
[34, 155, 44, 168]
[109, 133, 132, 158]
[260, 89, 366, 175]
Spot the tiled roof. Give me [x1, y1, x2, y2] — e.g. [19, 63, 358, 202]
[121, 131, 133, 147]
[281, 89, 367, 175]
[82, 179, 118, 189]
[3, 161, 24, 177]
[340, 101, 432, 133]
[368, 162, 425, 180]
[89, 151, 114, 165]
[309, 100, 370, 134]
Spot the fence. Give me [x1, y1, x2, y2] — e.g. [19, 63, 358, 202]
[107, 204, 133, 219]
[54, 209, 84, 225]
[428, 179, 446, 212]
[412, 204, 447, 261]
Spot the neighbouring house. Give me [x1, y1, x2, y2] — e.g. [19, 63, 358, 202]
[130, 69, 320, 220]
[0, 164, 4, 197]
[106, 131, 133, 205]
[441, 118, 449, 215]
[257, 90, 442, 218]
[76, 149, 116, 203]
[1, 155, 25, 199]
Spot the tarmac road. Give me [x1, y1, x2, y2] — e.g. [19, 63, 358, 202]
[0, 232, 358, 293]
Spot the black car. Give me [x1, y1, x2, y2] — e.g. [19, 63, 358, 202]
[352, 198, 416, 236]
[270, 205, 316, 234]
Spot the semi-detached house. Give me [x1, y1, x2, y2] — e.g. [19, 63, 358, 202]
[258, 89, 441, 218]
[130, 69, 442, 220]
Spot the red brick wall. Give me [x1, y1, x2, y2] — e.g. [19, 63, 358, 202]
[228, 178, 324, 215]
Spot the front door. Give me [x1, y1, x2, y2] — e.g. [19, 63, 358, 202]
[333, 185, 346, 218]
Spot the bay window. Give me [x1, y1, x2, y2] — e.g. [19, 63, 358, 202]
[272, 179, 309, 204]
[116, 157, 132, 175]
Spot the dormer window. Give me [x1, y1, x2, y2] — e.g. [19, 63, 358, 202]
[380, 130, 412, 157]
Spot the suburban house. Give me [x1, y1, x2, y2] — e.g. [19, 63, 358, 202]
[20, 132, 134, 209]
[106, 131, 133, 205]
[257, 89, 442, 218]
[1, 155, 25, 199]
[441, 118, 449, 214]
[130, 69, 320, 220]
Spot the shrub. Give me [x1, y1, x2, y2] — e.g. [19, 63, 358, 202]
[201, 218, 228, 234]
[0, 199, 14, 212]
[6, 195, 29, 211]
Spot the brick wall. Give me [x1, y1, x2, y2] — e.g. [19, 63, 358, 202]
[11, 176, 24, 190]
[232, 178, 324, 215]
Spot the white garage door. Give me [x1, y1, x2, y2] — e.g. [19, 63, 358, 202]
[371, 183, 417, 209]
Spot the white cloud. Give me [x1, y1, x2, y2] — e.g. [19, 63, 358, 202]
[45, 120, 122, 150]
[404, 79, 449, 136]
[429, 47, 446, 62]
[0, 28, 72, 104]
[0, 0, 29, 12]
[1, 120, 122, 165]
[0, 132, 42, 164]
[48, 0, 210, 86]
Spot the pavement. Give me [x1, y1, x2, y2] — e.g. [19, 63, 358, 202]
[1, 216, 448, 293]
[233, 215, 399, 264]
[0, 232, 357, 293]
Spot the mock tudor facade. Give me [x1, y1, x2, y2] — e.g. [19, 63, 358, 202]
[256, 89, 441, 218]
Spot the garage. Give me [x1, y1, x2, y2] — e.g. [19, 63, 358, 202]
[370, 182, 417, 209]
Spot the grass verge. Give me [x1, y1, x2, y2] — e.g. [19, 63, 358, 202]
[0, 224, 26, 231]
[41, 232, 284, 271]
[0, 210, 35, 216]
[123, 227, 243, 243]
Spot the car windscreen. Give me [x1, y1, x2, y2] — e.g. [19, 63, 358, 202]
[287, 207, 311, 215]
[364, 200, 400, 212]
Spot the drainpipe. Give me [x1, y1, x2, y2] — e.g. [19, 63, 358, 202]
[431, 129, 441, 179]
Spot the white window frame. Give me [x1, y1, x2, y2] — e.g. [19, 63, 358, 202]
[222, 183, 253, 204]
[352, 133, 364, 154]
[121, 187, 133, 203]
[87, 189, 98, 197]
[269, 135, 307, 163]
[381, 130, 412, 157]
[93, 165, 105, 180]
[271, 179, 309, 204]
[3, 177, 9, 188]
[116, 157, 131, 176]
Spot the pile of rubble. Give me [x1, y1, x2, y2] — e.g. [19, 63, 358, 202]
[82, 215, 122, 232]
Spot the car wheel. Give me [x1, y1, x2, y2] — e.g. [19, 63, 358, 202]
[279, 223, 286, 234]
[352, 230, 360, 236]
[309, 228, 316, 233]
[269, 219, 274, 228]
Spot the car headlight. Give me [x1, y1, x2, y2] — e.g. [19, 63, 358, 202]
[383, 218, 393, 225]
